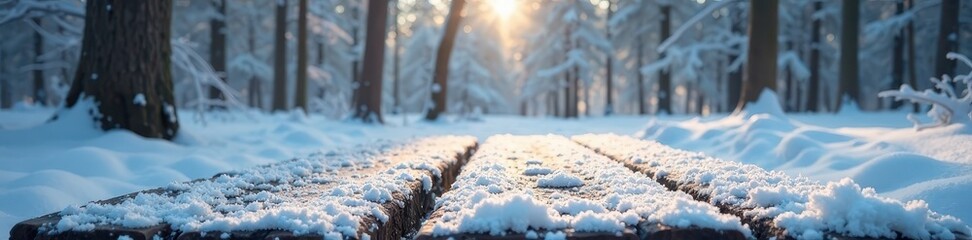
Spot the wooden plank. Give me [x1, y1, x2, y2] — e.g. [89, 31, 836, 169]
[573, 133, 972, 240]
[11, 136, 477, 240]
[417, 135, 748, 240]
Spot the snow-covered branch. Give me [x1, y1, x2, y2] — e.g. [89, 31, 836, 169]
[0, 0, 84, 26]
[170, 39, 251, 124]
[656, 0, 738, 53]
[879, 52, 972, 130]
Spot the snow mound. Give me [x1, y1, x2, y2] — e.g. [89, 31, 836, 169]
[634, 93, 972, 224]
[536, 171, 583, 188]
[737, 89, 786, 119]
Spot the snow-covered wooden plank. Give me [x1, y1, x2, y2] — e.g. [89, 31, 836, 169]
[573, 133, 972, 240]
[417, 135, 750, 240]
[10, 136, 477, 240]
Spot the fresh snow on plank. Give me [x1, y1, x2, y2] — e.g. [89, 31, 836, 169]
[49, 136, 475, 238]
[573, 133, 971, 239]
[421, 134, 749, 238]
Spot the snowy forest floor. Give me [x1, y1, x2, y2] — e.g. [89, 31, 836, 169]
[0, 105, 969, 239]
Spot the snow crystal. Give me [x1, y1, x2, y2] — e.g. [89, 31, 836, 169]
[536, 171, 583, 188]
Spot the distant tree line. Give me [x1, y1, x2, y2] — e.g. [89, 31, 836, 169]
[0, 0, 968, 140]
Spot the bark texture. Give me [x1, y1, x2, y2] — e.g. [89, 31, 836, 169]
[424, 0, 466, 121]
[736, 0, 778, 111]
[294, 0, 309, 111]
[271, 0, 288, 111]
[354, 0, 391, 123]
[837, 0, 860, 111]
[64, 0, 178, 140]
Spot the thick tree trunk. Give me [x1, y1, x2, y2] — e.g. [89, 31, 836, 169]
[807, 1, 821, 112]
[934, 0, 959, 79]
[354, 0, 391, 123]
[424, 0, 465, 121]
[905, 0, 919, 113]
[636, 35, 646, 115]
[837, 0, 860, 111]
[0, 49, 10, 109]
[736, 0, 778, 111]
[271, 0, 288, 111]
[33, 17, 46, 106]
[657, 5, 672, 115]
[350, 5, 361, 112]
[208, 0, 226, 106]
[727, 4, 743, 112]
[392, 0, 401, 114]
[246, 19, 261, 109]
[889, 0, 905, 110]
[604, 0, 614, 116]
[63, 0, 178, 140]
[294, 0, 309, 112]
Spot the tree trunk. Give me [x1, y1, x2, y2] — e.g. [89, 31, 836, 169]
[934, 0, 959, 79]
[905, 0, 919, 113]
[785, 41, 795, 112]
[572, 63, 580, 118]
[63, 0, 178, 140]
[736, 0, 778, 111]
[727, 4, 744, 112]
[271, 0, 288, 111]
[424, 0, 465, 121]
[392, 0, 401, 114]
[889, 0, 905, 110]
[247, 18, 261, 109]
[837, 0, 860, 111]
[807, 1, 821, 112]
[604, 0, 614, 116]
[0, 49, 10, 109]
[208, 0, 226, 106]
[354, 0, 391, 123]
[33, 17, 46, 106]
[563, 27, 572, 118]
[350, 5, 361, 112]
[294, 0, 309, 112]
[657, 5, 672, 115]
[637, 35, 646, 115]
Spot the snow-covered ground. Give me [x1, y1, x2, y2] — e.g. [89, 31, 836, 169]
[0, 100, 969, 239]
[638, 94, 972, 230]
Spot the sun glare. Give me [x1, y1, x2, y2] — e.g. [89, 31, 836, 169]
[490, 0, 517, 19]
